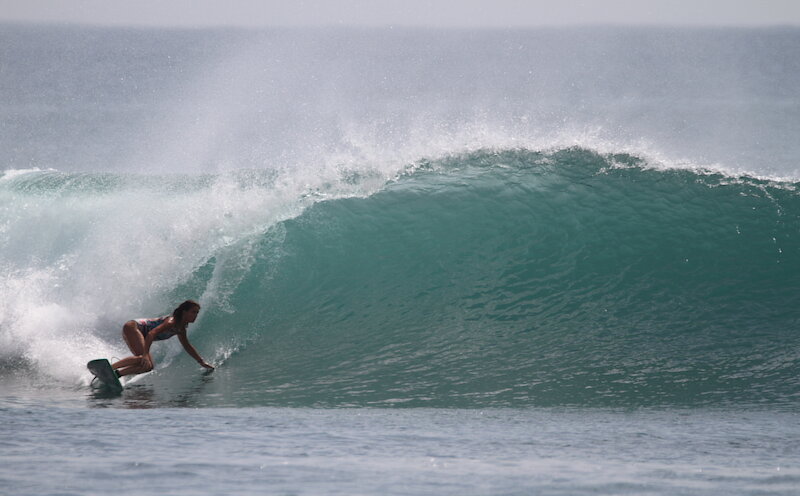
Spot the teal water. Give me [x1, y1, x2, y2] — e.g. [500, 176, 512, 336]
[206, 148, 800, 409]
[3, 148, 799, 409]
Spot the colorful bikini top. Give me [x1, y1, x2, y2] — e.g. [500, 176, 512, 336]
[135, 316, 178, 341]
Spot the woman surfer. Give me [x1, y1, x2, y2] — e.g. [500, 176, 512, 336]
[112, 300, 214, 377]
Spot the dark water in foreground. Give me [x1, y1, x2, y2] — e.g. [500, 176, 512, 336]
[2, 396, 798, 496]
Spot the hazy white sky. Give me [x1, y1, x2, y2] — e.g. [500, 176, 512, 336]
[1, 0, 799, 27]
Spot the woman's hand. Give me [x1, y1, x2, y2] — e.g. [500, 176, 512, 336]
[199, 360, 215, 370]
[137, 355, 154, 372]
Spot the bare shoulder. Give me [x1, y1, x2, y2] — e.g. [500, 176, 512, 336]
[163, 316, 180, 329]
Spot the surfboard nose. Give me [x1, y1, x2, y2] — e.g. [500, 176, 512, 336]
[87, 359, 123, 392]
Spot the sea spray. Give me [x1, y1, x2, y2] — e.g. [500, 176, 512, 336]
[0, 163, 398, 381]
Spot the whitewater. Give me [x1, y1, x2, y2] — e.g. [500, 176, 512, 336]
[1, 25, 799, 495]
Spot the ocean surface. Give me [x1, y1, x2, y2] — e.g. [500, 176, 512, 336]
[1, 24, 799, 495]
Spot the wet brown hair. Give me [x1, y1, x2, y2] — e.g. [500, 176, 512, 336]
[173, 299, 201, 324]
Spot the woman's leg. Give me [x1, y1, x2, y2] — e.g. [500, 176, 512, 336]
[111, 321, 154, 377]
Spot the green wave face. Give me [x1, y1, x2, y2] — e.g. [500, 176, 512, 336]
[188, 149, 800, 407]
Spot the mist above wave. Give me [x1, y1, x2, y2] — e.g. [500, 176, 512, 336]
[2, 25, 799, 178]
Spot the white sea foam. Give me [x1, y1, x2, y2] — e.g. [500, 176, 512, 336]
[0, 162, 401, 383]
